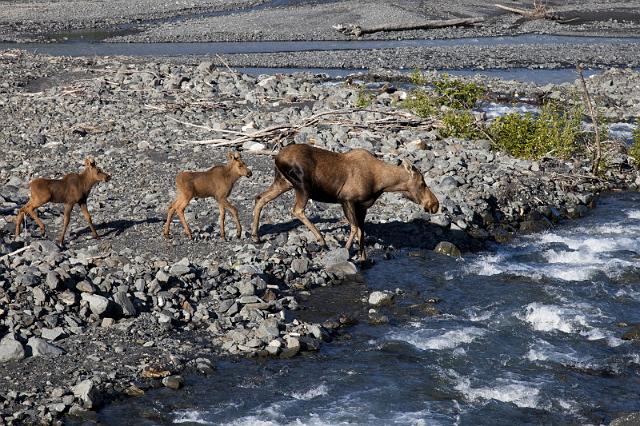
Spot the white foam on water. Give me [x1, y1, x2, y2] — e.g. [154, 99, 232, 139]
[388, 327, 486, 351]
[174, 410, 214, 424]
[627, 210, 640, 220]
[455, 377, 542, 409]
[289, 384, 329, 401]
[520, 303, 588, 334]
[526, 339, 590, 365]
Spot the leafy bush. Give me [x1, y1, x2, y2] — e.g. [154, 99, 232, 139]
[400, 89, 438, 118]
[440, 110, 483, 139]
[409, 69, 427, 86]
[354, 85, 375, 108]
[488, 102, 583, 160]
[433, 74, 485, 109]
[628, 124, 640, 166]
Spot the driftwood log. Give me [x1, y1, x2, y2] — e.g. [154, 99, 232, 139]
[494, 3, 578, 23]
[333, 17, 484, 37]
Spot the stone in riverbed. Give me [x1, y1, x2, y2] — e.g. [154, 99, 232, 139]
[40, 327, 66, 341]
[256, 318, 280, 341]
[326, 261, 358, 277]
[291, 258, 310, 274]
[73, 379, 100, 409]
[434, 241, 461, 258]
[0, 336, 25, 363]
[162, 375, 184, 390]
[368, 291, 394, 306]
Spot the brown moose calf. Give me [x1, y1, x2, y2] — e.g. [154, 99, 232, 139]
[14, 158, 111, 244]
[163, 152, 252, 240]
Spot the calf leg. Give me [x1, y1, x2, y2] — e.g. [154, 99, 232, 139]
[80, 203, 99, 239]
[58, 203, 74, 244]
[217, 203, 227, 240]
[163, 200, 176, 238]
[15, 199, 47, 239]
[175, 199, 193, 239]
[251, 169, 293, 242]
[292, 190, 325, 247]
[220, 199, 242, 239]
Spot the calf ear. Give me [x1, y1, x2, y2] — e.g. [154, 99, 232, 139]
[233, 152, 241, 160]
[84, 158, 94, 167]
[402, 159, 415, 177]
[227, 151, 234, 161]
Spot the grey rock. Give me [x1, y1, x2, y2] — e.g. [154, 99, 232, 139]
[27, 337, 64, 357]
[236, 281, 255, 296]
[434, 241, 462, 257]
[291, 258, 310, 274]
[368, 291, 395, 306]
[610, 412, 640, 426]
[0, 337, 25, 363]
[256, 318, 280, 341]
[45, 271, 61, 290]
[112, 292, 136, 316]
[320, 248, 350, 268]
[73, 379, 99, 409]
[162, 375, 184, 390]
[326, 261, 358, 277]
[41, 327, 66, 341]
[31, 240, 60, 254]
[156, 270, 170, 283]
[81, 293, 111, 316]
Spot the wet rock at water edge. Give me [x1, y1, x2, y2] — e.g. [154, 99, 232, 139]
[368, 291, 394, 306]
[162, 375, 184, 390]
[434, 241, 461, 257]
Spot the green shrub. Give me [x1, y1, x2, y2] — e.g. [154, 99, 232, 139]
[433, 74, 485, 109]
[409, 69, 427, 86]
[488, 102, 583, 160]
[440, 110, 483, 139]
[400, 89, 438, 118]
[628, 124, 640, 166]
[354, 85, 375, 108]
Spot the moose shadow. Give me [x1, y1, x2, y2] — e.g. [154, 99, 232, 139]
[257, 216, 480, 252]
[75, 217, 163, 239]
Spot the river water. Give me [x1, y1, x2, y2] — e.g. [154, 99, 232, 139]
[93, 192, 640, 425]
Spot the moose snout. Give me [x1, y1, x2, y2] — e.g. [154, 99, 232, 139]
[103, 174, 111, 182]
[246, 169, 253, 178]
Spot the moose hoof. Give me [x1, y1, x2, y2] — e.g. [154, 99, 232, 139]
[251, 235, 261, 244]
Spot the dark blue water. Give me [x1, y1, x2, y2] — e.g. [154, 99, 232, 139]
[94, 192, 640, 425]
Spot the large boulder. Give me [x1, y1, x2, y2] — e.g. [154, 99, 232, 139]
[0, 336, 25, 363]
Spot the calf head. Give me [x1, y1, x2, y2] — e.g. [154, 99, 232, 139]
[227, 152, 252, 178]
[84, 158, 111, 182]
[403, 161, 439, 214]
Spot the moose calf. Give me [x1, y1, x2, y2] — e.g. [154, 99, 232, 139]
[163, 152, 252, 240]
[252, 144, 439, 261]
[14, 158, 111, 244]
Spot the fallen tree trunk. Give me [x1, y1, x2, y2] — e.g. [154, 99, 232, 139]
[333, 17, 484, 37]
[494, 3, 578, 23]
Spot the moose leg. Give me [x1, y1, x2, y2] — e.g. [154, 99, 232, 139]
[221, 200, 242, 239]
[163, 200, 177, 238]
[58, 203, 74, 244]
[175, 200, 193, 239]
[79, 203, 99, 239]
[292, 190, 326, 246]
[218, 202, 227, 240]
[251, 169, 293, 242]
[342, 202, 359, 250]
[355, 205, 368, 261]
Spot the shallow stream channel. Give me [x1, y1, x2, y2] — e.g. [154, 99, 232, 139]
[87, 192, 640, 424]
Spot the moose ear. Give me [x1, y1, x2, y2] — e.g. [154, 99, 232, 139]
[233, 152, 241, 160]
[402, 159, 415, 176]
[227, 151, 234, 161]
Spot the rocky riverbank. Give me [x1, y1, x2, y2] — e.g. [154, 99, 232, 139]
[0, 49, 639, 424]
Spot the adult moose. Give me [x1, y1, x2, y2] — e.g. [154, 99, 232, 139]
[251, 144, 439, 261]
[14, 158, 111, 244]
